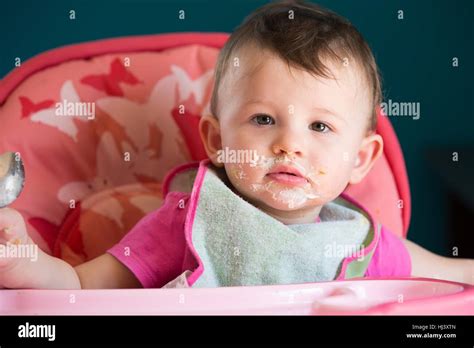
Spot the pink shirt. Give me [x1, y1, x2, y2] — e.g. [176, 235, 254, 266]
[108, 189, 412, 288]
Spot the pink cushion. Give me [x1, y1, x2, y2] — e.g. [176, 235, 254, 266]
[0, 44, 217, 263]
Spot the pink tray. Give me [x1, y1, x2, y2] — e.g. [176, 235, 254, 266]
[0, 278, 472, 315]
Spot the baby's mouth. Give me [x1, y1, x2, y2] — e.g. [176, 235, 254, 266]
[266, 165, 309, 186]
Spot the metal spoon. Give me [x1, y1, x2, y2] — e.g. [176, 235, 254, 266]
[0, 151, 25, 208]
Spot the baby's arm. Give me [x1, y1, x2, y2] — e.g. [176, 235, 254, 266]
[403, 239, 474, 285]
[75, 253, 141, 289]
[0, 208, 141, 289]
[10, 250, 141, 289]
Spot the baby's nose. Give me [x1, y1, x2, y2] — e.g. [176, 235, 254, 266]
[271, 132, 304, 157]
[271, 147, 300, 158]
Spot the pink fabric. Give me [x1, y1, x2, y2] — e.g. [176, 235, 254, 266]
[365, 225, 412, 277]
[107, 191, 197, 288]
[0, 33, 229, 103]
[107, 161, 411, 288]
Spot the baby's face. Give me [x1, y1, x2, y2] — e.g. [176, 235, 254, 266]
[206, 47, 380, 223]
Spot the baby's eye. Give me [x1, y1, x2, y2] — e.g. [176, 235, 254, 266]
[310, 122, 330, 133]
[251, 114, 275, 126]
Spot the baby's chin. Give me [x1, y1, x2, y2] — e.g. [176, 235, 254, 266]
[242, 186, 324, 212]
[225, 171, 330, 211]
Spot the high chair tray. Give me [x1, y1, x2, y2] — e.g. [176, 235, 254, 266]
[0, 278, 472, 315]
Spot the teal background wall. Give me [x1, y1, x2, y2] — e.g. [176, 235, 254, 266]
[1, 0, 473, 255]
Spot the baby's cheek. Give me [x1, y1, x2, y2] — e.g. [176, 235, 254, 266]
[324, 165, 353, 199]
[225, 163, 257, 189]
[227, 164, 247, 181]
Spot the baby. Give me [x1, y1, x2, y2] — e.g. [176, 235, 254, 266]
[0, 1, 472, 289]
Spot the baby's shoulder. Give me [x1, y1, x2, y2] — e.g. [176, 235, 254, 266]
[155, 190, 192, 222]
[128, 191, 191, 235]
[164, 190, 191, 205]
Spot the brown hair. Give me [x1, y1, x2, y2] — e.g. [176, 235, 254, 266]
[210, 0, 382, 131]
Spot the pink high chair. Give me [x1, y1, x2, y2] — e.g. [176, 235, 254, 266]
[0, 32, 472, 315]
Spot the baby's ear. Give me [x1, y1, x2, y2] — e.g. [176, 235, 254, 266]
[349, 133, 383, 184]
[199, 114, 224, 167]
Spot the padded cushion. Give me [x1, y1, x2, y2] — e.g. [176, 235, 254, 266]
[0, 45, 217, 264]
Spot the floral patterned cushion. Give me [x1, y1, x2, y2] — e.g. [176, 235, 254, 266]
[0, 45, 217, 265]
